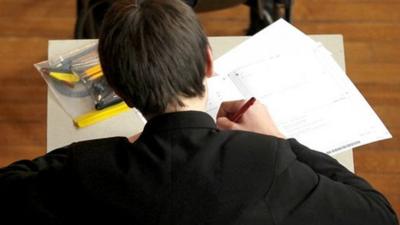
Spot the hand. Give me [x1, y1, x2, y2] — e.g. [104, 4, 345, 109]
[216, 99, 285, 138]
[128, 132, 142, 143]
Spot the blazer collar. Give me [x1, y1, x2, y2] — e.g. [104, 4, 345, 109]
[142, 111, 217, 135]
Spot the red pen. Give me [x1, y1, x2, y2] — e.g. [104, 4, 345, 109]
[229, 97, 256, 122]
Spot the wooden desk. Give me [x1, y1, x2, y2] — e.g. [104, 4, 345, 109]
[47, 35, 354, 172]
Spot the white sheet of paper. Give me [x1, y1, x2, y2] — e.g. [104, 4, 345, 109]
[209, 19, 391, 155]
[206, 75, 244, 118]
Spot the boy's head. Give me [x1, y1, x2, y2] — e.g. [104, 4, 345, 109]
[98, 0, 211, 117]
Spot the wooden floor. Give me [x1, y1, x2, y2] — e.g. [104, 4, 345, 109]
[0, 0, 399, 217]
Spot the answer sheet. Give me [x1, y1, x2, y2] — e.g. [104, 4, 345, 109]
[207, 19, 391, 155]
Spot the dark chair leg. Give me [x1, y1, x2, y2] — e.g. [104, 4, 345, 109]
[246, 0, 292, 35]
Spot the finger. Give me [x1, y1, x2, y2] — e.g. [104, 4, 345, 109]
[216, 117, 238, 130]
[128, 132, 141, 143]
[216, 99, 246, 118]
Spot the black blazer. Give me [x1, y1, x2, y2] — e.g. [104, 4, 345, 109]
[0, 111, 397, 225]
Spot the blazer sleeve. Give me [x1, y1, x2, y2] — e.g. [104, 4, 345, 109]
[265, 138, 398, 225]
[0, 146, 77, 222]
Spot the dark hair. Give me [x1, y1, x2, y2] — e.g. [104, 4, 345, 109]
[98, 0, 209, 117]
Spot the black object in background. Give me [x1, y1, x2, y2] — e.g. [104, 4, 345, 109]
[246, 0, 292, 35]
[75, 0, 198, 39]
[74, 0, 292, 39]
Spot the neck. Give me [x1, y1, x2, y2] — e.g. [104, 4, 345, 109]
[144, 95, 207, 120]
[144, 79, 210, 120]
[165, 94, 207, 113]
[165, 78, 210, 114]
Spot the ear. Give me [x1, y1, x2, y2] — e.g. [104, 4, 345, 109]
[205, 46, 214, 78]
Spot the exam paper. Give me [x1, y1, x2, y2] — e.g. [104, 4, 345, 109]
[208, 19, 391, 155]
[206, 75, 244, 118]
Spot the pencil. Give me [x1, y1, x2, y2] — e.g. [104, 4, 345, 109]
[229, 97, 256, 122]
[84, 64, 102, 76]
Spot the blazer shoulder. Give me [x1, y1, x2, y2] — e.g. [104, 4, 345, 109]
[69, 136, 129, 153]
[218, 131, 296, 176]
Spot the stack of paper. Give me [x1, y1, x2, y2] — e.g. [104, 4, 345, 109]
[207, 19, 391, 155]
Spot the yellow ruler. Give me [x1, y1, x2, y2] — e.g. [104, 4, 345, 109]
[74, 102, 130, 128]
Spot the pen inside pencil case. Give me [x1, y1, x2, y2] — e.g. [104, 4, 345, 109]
[72, 61, 122, 110]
